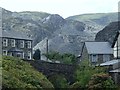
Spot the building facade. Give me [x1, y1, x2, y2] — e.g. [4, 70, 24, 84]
[81, 42, 113, 65]
[1, 30, 32, 60]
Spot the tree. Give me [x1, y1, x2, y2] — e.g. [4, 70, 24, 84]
[33, 49, 41, 60]
[74, 60, 106, 88]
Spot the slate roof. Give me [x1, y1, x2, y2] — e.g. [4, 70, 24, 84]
[99, 59, 120, 66]
[109, 68, 120, 73]
[0, 30, 32, 40]
[85, 42, 113, 54]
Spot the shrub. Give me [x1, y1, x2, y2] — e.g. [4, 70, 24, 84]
[33, 49, 41, 60]
[88, 73, 116, 89]
[2, 56, 54, 89]
[74, 60, 106, 88]
[48, 74, 69, 89]
[43, 51, 77, 64]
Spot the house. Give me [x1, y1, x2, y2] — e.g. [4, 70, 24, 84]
[98, 31, 120, 85]
[0, 30, 33, 60]
[112, 31, 120, 58]
[99, 60, 120, 85]
[81, 42, 113, 65]
[109, 68, 120, 85]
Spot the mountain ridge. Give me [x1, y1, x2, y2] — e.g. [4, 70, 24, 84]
[1, 8, 118, 55]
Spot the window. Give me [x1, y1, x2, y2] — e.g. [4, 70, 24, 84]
[27, 41, 31, 48]
[114, 44, 117, 58]
[27, 51, 31, 60]
[3, 38, 8, 47]
[92, 55, 98, 62]
[16, 53, 21, 58]
[11, 39, 15, 47]
[2, 50, 7, 55]
[22, 52, 24, 59]
[20, 40, 24, 48]
[103, 55, 110, 62]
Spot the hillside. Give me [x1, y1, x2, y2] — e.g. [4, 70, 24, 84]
[1, 7, 118, 55]
[67, 13, 117, 27]
[95, 21, 120, 45]
[2, 56, 54, 89]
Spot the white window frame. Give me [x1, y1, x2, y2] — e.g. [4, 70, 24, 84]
[92, 54, 98, 62]
[27, 41, 31, 48]
[3, 50, 7, 55]
[20, 40, 24, 48]
[22, 52, 24, 59]
[3, 38, 8, 47]
[27, 51, 31, 60]
[11, 39, 15, 47]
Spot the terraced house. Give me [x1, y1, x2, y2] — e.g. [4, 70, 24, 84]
[1, 30, 33, 60]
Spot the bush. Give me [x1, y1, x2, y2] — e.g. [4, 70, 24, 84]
[74, 60, 106, 88]
[69, 81, 81, 89]
[43, 51, 77, 64]
[88, 73, 116, 89]
[2, 56, 54, 89]
[33, 49, 41, 60]
[48, 74, 69, 89]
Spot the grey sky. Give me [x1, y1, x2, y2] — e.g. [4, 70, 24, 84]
[0, 0, 119, 18]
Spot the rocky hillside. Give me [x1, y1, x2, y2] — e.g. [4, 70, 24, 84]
[67, 13, 118, 29]
[1, 8, 118, 55]
[95, 21, 120, 45]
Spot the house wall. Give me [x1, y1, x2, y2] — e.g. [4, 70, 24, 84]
[98, 54, 113, 64]
[88, 54, 113, 65]
[117, 34, 120, 58]
[81, 45, 113, 65]
[80, 45, 89, 62]
[2, 37, 32, 60]
[110, 72, 120, 85]
[114, 34, 120, 58]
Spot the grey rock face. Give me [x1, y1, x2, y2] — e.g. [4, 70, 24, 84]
[95, 21, 120, 45]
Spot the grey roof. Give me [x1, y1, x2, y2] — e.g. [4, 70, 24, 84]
[0, 30, 32, 40]
[109, 68, 120, 73]
[99, 59, 120, 66]
[85, 42, 113, 54]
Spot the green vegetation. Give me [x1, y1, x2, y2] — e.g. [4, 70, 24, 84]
[48, 74, 69, 89]
[2, 56, 54, 89]
[88, 73, 116, 89]
[33, 49, 41, 60]
[1, 55, 118, 89]
[68, 13, 117, 21]
[70, 60, 116, 89]
[43, 51, 77, 64]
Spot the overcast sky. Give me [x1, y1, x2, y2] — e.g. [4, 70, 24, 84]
[0, 0, 120, 18]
